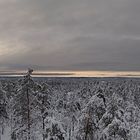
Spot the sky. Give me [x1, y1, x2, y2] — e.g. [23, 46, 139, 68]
[0, 0, 140, 72]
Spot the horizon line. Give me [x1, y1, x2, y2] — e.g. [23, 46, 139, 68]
[0, 70, 140, 77]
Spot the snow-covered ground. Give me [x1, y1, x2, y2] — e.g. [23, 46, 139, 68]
[1, 77, 140, 140]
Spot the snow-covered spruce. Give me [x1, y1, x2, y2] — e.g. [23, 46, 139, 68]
[1, 73, 140, 139]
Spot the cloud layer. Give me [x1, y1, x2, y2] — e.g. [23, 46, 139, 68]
[0, 0, 140, 71]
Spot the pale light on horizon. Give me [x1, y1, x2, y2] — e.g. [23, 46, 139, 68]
[0, 70, 140, 77]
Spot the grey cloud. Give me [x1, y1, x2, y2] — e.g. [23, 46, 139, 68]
[0, 0, 140, 71]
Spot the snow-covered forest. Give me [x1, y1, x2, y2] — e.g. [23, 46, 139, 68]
[1, 72, 140, 140]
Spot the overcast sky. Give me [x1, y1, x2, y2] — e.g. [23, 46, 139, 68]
[0, 0, 140, 71]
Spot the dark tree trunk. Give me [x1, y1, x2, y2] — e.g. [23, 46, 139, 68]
[84, 117, 89, 140]
[42, 98, 45, 140]
[27, 87, 30, 140]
